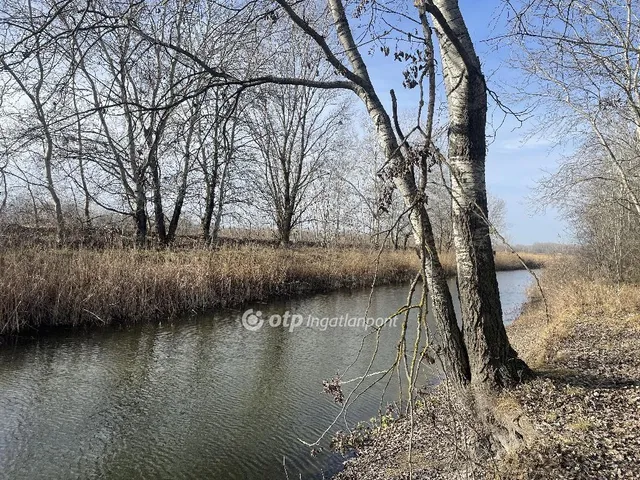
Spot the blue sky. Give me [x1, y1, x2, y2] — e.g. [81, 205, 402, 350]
[361, 0, 571, 245]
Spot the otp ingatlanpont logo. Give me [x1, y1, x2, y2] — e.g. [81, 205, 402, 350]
[241, 309, 264, 331]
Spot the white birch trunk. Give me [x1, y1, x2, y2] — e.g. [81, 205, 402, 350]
[431, 0, 530, 388]
[328, 0, 471, 387]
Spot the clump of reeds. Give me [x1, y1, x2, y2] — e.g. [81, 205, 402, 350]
[0, 245, 551, 337]
[0, 246, 419, 335]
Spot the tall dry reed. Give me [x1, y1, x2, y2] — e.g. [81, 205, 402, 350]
[0, 246, 548, 336]
[0, 246, 418, 335]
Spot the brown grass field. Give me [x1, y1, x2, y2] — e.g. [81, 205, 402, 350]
[0, 246, 549, 336]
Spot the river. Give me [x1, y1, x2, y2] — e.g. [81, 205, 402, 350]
[0, 269, 537, 480]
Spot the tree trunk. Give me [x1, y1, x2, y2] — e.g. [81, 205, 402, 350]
[134, 178, 147, 249]
[148, 146, 168, 246]
[208, 150, 230, 246]
[43, 129, 64, 246]
[167, 154, 190, 243]
[430, 0, 531, 388]
[210, 175, 227, 246]
[278, 212, 293, 246]
[202, 204, 214, 244]
[167, 182, 186, 243]
[201, 131, 220, 244]
[327, 0, 471, 389]
[202, 181, 216, 243]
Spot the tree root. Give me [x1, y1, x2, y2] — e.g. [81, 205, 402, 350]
[465, 385, 537, 459]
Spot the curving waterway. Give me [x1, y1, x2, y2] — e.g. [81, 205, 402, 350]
[0, 269, 537, 479]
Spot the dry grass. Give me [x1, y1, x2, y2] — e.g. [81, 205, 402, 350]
[0, 246, 419, 336]
[495, 251, 550, 270]
[0, 246, 550, 337]
[509, 256, 640, 367]
[501, 258, 640, 480]
[439, 251, 550, 276]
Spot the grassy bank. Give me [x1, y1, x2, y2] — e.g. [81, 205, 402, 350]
[0, 247, 547, 337]
[501, 261, 640, 478]
[0, 247, 414, 336]
[334, 258, 640, 479]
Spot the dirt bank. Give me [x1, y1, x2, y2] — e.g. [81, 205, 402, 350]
[333, 265, 640, 479]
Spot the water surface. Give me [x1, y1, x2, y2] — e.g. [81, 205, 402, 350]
[0, 269, 536, 479]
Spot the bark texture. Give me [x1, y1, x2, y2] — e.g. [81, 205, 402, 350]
[327, 0, 471, 388]
[430, 0, 531, 388]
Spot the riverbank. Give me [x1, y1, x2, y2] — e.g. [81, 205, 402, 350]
[0, 246, 547, 337]
[333, 260, 640, 479]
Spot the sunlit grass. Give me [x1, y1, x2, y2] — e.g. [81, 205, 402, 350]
[0, 246, 418, 335]
[508, 256, 640, 366]
[0, 246, 550, 336]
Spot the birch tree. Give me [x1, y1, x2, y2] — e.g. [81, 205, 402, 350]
[249, 0, 530, 400]
[421, 0, 529, 392]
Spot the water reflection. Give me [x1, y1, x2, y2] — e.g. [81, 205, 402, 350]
[0, 269, 536, 479]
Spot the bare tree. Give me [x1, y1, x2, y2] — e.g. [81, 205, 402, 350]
[248, 28, 347, 245]
[0, 0, 68, 244]
[196, 86, 244, 245]
[508, 0, 640, 219]
[488, 193, 508, 245]
[59, 0, 243, 246]
[508, 0, 640, 278]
